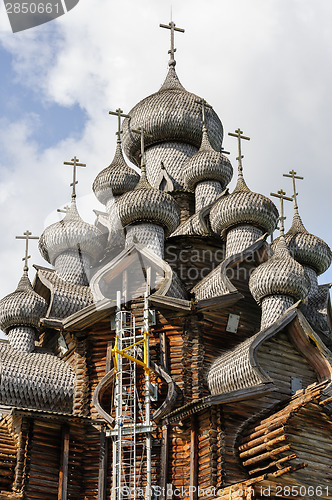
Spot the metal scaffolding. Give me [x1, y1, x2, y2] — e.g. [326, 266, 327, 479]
[111, 291, 153, 500]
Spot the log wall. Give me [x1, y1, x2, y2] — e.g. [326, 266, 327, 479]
[257, 332, 318, 397]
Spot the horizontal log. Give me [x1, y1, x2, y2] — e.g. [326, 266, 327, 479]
[238, 427, 285, 452]
[240, 435, 287, 459]
[242, 444, 291, 467]
[248, 453, 297, 476]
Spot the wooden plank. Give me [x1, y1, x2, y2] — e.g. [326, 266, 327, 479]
[190, 416, 198, 500]
[58, 425, 70, 500]
[98, 425, 108, 500]
[105, 342, 113, 374]
[160, 425, 169, 500]
[150, 295, 192, 311]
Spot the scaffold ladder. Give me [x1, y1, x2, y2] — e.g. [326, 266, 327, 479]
[111, 291, 153, 500]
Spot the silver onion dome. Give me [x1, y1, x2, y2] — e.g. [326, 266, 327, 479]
[273, 212, 332, 276]
[0, 272, 47, 333]
[121, 66, 224, 166]
[92, 138, 139, 205]
[249, 237, 310, 304]
[39, 200, 107, 265]
[117, 172, 180, 237]
[182, 127, 233, 191]
[210, 174, 278, 237]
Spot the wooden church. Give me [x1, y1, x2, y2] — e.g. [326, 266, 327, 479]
[0, 20, 331, 500]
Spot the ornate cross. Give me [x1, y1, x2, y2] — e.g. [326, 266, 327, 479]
[109, 108, 130, 140]
[270, 189, 293, 236]
[16, 230, 39, 271]
[195, 98, 212, 127]
[63, 156, 86, 199]
[132, 127, 152, 169]
[228, 128, 250, 172]
[160, 21, 185, 66]
[283, 169, 304, 211]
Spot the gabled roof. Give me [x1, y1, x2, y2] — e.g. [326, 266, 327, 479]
[208, 307, 332, 398]
[34, 265, 93, 319]
[192, 235, 271, 302]
[90, 242, 187, 304]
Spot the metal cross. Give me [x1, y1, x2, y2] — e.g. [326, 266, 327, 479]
[16, 230, 39, 272]
[195, 98, 212, 127]
[132, 127, 152, 169]
[283, 169, 304, 212]
[57, 205, 70, 214]
[63, 156, 86, 199]
[270, 189, 293, 236]
[160, 21, 185, 66]
[228, 128, 250, 172]
[109, 108, 130, 140]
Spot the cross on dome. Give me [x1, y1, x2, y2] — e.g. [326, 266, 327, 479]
[160, 20, 185, 67]
[195, 98, 212, 128]
[57, 205, 70, 214]
[132, 127, 152, 172]
[228, 128, 250, 174]
[283, 169, 304, 212]
[109, 108, 130, 141]
[270, 189, 293, 236]
[63, 156, 86, 199]
[16, 230, 39, 272]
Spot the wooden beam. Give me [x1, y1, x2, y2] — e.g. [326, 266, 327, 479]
[150, 295, 192, 311]
[160, 332, 168, 372]
[58, 424, 70, 500]
[190, 415, 198, 500]
[196, 292, 243, 312]
[98, 424, 108, 500]
[159, 425, 169, 500]
[105, 342, 113, 374]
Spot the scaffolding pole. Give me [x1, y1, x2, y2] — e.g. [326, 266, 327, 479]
[144, 292, 151, 500]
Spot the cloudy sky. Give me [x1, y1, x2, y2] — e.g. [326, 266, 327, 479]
[0, 0, 331, 304]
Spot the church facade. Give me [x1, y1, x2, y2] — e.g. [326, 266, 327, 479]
[0, 21, 331, 500]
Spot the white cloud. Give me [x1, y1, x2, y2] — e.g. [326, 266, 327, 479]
[0, 0, 331, 305]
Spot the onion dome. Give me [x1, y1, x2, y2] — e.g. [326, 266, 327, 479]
[273, 211, 332, 276]
[0, 271, 47, 333]
[121, 66, 224, 166]
[182, 126, 233, 192]
[210, 170, 279, 238]
[249, 237, 310, 304]
[117, 166, 180, 237]
[92, 136, 139, 205]
[39, 200, 107, 265]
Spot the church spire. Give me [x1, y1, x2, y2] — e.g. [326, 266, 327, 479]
[283, 169, 308, 234]
[15, 230, 39, 273]
[159, 20, 185, 67]
[132, 126, 152, 187]
[283, 169, 304, 214]
[270, 189, 293, 237]
[109, 108, 130, 144]
[63, 156, 86, 200]
[228, 128, 250, 191]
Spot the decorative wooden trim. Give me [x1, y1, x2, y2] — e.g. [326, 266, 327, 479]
[196, 291, 243, 312]
[150, 295, 192, 312]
